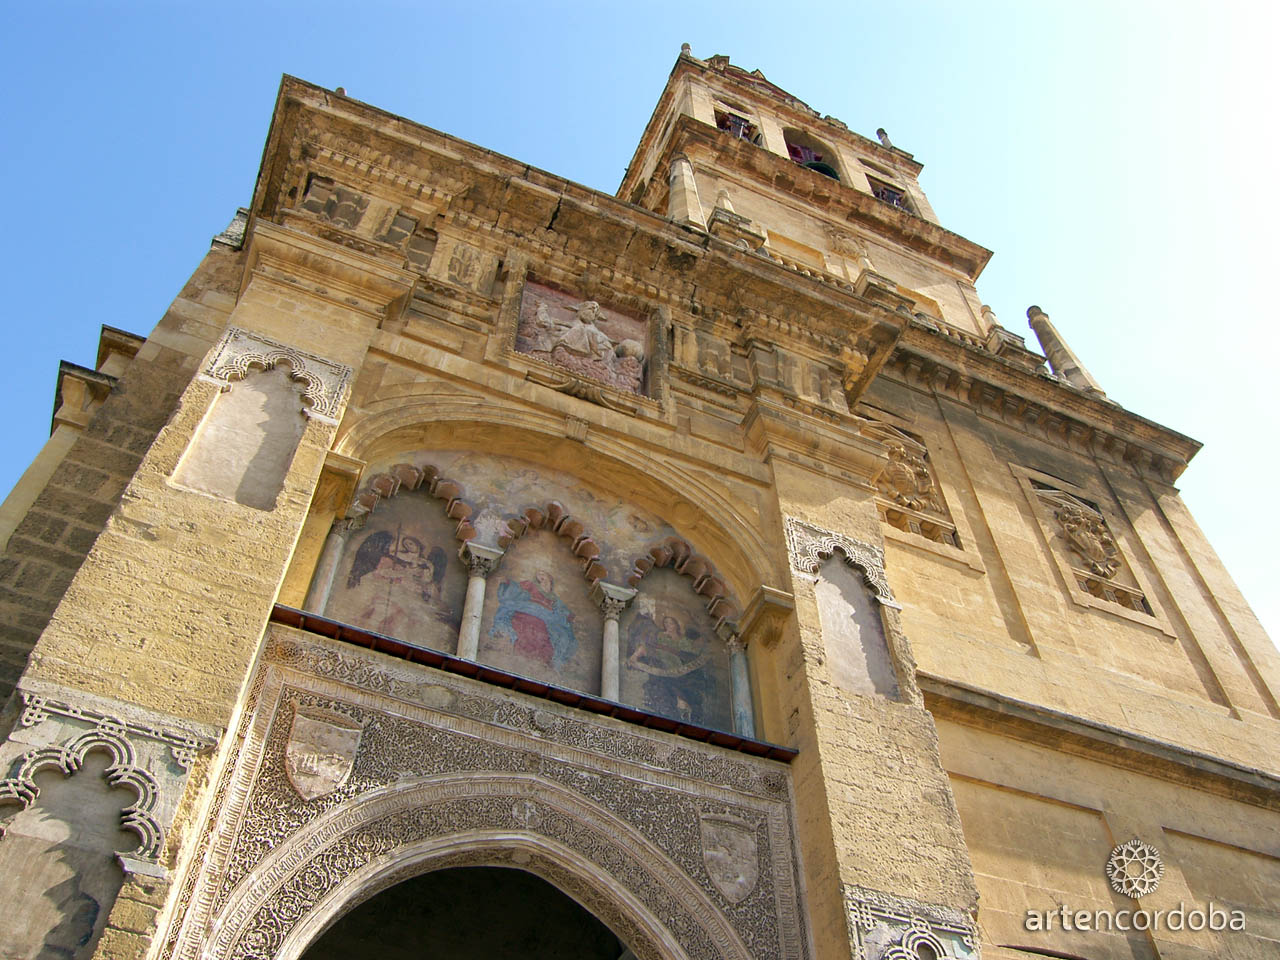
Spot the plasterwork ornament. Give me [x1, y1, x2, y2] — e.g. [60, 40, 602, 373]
[784, 517, 899, 609]
[157, 626, 806, 960]
[199, 325, 353, 423]
[0, 688, 215, 866]
[843, 883, 979, 959]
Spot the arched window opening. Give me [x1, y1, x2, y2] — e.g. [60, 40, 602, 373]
[783, 128, 841, 181]
[300, 866, 632, 960]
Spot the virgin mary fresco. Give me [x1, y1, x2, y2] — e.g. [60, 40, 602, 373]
[489, 569, 578, 670]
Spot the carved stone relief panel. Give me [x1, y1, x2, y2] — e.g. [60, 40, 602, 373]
[157, 627, 808, 960]
[516, 281, 650, 395]
[298, 175, 369, 230]
[430, 235, 500, 295]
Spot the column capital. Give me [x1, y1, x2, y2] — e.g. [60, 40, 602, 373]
[591, 582, 637, 621]
[716, 621, 745, 651]
[459, 541, 504, 578]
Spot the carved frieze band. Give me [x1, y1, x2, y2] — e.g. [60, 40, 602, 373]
[843, 883, 979, 959]
[783, 517, 900, 609]
[199, 325, 353, 423]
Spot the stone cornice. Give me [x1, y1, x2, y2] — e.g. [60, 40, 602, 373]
[248, 78, 911, 391]
[888, 319, 1202, 481]
[921, 674, 1280, 811]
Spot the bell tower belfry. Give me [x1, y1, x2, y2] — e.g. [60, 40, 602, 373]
[620, 47, 993, 339]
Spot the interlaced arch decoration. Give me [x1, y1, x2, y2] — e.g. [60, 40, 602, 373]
[626, 536, 740, 630]
[205, 773, 751, 960]
[199, 325, 352, 423]
[0, 725, 164, 859]
[498, 500, 610, 585]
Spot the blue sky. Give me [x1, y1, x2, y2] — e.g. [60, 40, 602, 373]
[2, 2, 1276, 647]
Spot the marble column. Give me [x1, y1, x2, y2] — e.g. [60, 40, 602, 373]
[723, 630, 756, 738]
[592, 582, 637, 701]
[303, 518, 356, 614]
[456, 542, 504, 661]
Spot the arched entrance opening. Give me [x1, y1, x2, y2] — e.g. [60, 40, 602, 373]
[299, 865, 634, 959]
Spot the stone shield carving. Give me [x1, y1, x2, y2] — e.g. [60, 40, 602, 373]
[700, 813, 759, 904]
[284, 709, 362, 801]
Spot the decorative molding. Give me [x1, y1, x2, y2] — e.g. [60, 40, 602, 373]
[783, 517, 900, 609]
[843, 883, 979, 960]
[198, 325, 353, 424]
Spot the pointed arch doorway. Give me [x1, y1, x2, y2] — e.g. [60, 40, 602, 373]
[298, 865, 637, 959]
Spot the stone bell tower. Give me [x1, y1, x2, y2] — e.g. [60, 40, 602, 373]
[0, 46, 1276, 960]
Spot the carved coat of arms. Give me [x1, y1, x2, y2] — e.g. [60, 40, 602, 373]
[284, 709, 363, 801]
[699, 814, 759, 904]
[875, 442, 939, 513]
[1055, 503, 1119, 578]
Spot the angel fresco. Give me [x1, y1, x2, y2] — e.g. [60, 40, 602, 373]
[489, 570, 578, 670]
[626, 609, 714, 724]
[344, 529, 449, 637]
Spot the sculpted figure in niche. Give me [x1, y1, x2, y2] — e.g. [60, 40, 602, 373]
[875, 442, 940, 513]
[626, 600, 713, 723]
[345, 530, 448, 636]
[490, 569, 579, 669]
[517, 283, 649, 394]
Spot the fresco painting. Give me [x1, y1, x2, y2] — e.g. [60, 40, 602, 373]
[478, 529, 604, 693]
[619, 568, 732, 731]
[324, 492, 465, 653]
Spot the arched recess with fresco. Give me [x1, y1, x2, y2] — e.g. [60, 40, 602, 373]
[300, 409, 775, 736]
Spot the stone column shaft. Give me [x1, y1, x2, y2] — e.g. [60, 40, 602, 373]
[593, 582, 637, 701]
[303, 520, 351, 614]
[726, 635, 755, 738]
[456, 543, 504, 661]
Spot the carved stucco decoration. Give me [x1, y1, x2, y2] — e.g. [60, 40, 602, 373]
[1053, 501, 1120, 579]
[784, 517, 900, 609]
[199, 325, 353, 424]
[0, 688, 215, 868]
[158, 628, 807, 960]
[844, 883, 979, 960]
